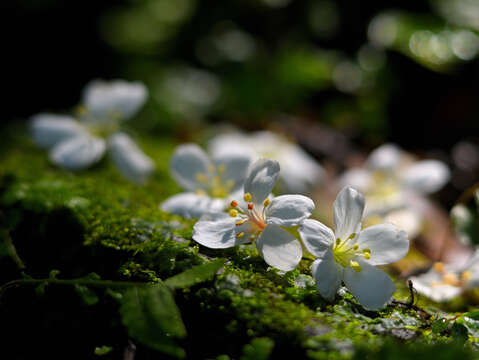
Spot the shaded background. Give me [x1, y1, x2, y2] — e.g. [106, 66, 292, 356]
[3, 0, 479, 150]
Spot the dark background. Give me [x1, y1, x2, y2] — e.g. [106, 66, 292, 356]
[2, 0, 479, 151]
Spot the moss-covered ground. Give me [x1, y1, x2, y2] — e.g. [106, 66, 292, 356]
[1, 127, 479, 359]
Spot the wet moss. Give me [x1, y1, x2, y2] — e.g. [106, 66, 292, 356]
[1, 130, 479, 359]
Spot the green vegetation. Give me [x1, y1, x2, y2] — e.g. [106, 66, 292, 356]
[1, 130, 479, 359]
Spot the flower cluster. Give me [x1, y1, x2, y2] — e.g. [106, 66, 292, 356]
[340, 143, 450, 238]
[160, 144, 252, 218]
[409, 252, 479, 302]
[30, 79, 155, 184]
[162, 145, 410, 310]
[209, 130, 324, 194]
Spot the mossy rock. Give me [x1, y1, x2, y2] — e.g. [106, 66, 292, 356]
[1, 128, 478, 359]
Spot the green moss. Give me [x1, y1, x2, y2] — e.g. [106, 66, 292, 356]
[1, 129, 479, 359]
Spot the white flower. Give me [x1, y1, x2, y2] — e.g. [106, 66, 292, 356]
[409, 252, 479, 302]
[299, 186, 409, 310]
[208, 130, 324, 194]
[30, 80, 154, 184]
[160, 144, 252, 218]
[192, 158, 315, 271]
[340, 143, 450, 238]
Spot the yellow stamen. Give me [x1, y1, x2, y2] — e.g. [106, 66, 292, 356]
[263, 198, 270, 207]
[443, 273, 460, 286]
[250, 234, 256, 241]
[195, 173, 208, 183]
[350, 260, 362, 272]
[236, 232, 245, 238]
[236, 219, 247, 226]
[433, 262, 445, 274]
[348, 233, 357, 240]
[461, 271, 472, 282]
[353, 244, 359, 250]
[229, 209, 238, 218]
[244, 193, 252, 202]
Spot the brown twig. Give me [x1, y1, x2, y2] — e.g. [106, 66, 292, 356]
[390, 280, 431, 320]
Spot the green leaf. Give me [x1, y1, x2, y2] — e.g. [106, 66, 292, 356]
[431, 318, 448, 334]
[458, 316, 479, 338]
[74, 284, 99, 305]
[120, 284, 186, 358]
[94, 346, 113, 356]
[35, 281, 48, 296]
[164, 259, 226, 290]
[464, 311, 479, 320]
[83, 272, 101, 281]
[49, 269, 60, 280]
[451, 322, 469, 343]
[240, 338, 274, 360]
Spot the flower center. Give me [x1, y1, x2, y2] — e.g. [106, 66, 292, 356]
[332, 233, 370, 272]
[229, 193, 269, 241]
[367, 171, 401, 205]
[195, 164, 235, 198]
[431, 262, 470, 288]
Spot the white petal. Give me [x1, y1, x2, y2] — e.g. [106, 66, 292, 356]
[266, 195, 315, 227]
[277, 144, 324, 194]
[333, 186, 365, 241]
[192, 213, 250, 249]
[312, 250, 343, 300]
[299, 219, 335, 257]
[50, 136, 106, 171]
[170, 144, 212, 192]
[339, 168, 373, 192]
[208, 132, 254, 158]
[356, 223, 409, 265]
[255, 224, 302, 271]
[82, 79, 147, 122]
[30, 113, 87, 149]
[108, 132, 154, 184]
[213, 153, 252, 193]
[410, 271, 462, 302]
[367, 143, 401, 171]
[244, 158, 280, 205]
[344, 260, 396, 310]
[160, 192, 226, 219]
[401, 160, 450, 194]
[383, 208, 421, 239]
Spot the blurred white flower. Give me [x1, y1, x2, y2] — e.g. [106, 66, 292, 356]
[209, 130, 324, 194]
[193, 159, 315, 271]
[340, 143, 450, 238]
[409, 251, 479, 302]
[299, 186, 409, 310]
[160, 144, 252, 218]
[30, 80, 154, 184]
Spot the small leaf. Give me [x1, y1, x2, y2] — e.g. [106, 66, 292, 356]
[431, 318, 448, 334]
[164, 259, 226, 290]
[120, 284, 186, 358]
[49, 269, 60, 280]
[75, 284, 99, 305]
[83, 272, 101, 281]
[458, 316, 479, 338]
[464, 311, 479, 320]
[35, 281, 48, 296]
[240, 338, 274, 360]
[94, 346, 113, 356]
[451, 322, 469, 343]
